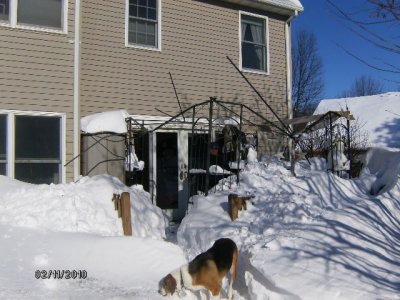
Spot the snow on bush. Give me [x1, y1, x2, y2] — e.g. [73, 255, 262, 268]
[178, 150, 400, 299]
[0, 175, 167, 239]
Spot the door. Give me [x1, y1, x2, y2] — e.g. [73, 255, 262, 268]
[154, 131, 188, 221]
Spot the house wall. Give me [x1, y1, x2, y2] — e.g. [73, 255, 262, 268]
[0, 0, 292, 184]
[0, 1, 76, 182]
[80, 0, 289, 128]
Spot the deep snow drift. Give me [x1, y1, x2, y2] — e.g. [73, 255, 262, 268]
[1, 148, 399, 299]
[178, 149, 400, 300]
[0, 174, 167, 239]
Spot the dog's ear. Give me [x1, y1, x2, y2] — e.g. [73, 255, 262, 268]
[163, 274, 177, 295]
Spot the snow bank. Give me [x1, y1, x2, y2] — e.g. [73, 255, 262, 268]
[0, 175, 166, 239]
[178, 157, 400, 299]
[81, 110, 129, 134]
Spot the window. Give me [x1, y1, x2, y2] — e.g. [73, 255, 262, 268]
[0, 115, 6, 175]
[240, 13, 268, 73]
[0, 112, 64, 184]
[0, 0, 66, 32]
[18, 0, 63, 29]
[0, 0, 9, 22]
[127, 0, 159, 48]
[15, 116, 61, 184]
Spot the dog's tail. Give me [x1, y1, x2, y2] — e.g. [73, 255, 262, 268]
[228, 246, 238, 300]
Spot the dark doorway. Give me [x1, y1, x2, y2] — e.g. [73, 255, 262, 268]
[156, 132, 178, 209]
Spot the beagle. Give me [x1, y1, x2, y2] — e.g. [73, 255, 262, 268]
[159, 238, 238, 299]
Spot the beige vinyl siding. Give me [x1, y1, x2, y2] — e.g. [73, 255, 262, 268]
[80, 0, 288, 123]
[0, 0, 75, 182]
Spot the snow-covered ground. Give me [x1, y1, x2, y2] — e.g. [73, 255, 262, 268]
[1, 148, 400, 299]
[178, 149, 400, 300]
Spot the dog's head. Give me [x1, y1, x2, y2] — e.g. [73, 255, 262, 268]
[159, 273, 177, 296]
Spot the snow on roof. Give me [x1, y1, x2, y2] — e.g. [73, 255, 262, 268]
[314, 92, 400, 148]
[221, 0, 303, 14]
[81, 110, 129, 134]
[260, 0, 303, 11]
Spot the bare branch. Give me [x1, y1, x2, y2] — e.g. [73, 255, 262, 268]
[334, 42, 400, 73]
[326, 0, 400, 50]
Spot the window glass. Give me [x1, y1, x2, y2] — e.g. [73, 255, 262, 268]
[0, 163, 5, 175]
[15, 163, 60, 184]
[241, 14, 267, 72]
[18, 0, 63, 29]
[0, 115, 6, 175]
[0, 0, 9, 21]
[15, 116, 60, 160]
[0, 115, 6, 161]
[15, 115, 61, 184]
[128, 0, 158, 47]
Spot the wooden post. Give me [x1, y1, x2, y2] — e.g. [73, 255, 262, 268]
[120, 192, 132, 236]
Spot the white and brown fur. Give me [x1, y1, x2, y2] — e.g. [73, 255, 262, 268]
[228, 194, 253, 221]
[159, 238, 238, 299]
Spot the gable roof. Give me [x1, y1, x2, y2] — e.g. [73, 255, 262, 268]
[221, 0, 303, 15]
[314, 92, 400, 148]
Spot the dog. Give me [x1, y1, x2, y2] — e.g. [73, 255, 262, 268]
[228, 194, 253, 221]
[159, 238, 238, 299]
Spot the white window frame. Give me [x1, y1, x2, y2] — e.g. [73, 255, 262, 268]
[239, 11, 270, 75]
[125, 0, 162, 51]
[0, 0, 68, 34]
[0, 110, 66, 184]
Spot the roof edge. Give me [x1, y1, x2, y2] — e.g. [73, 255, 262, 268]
[220, 0, 303, 15]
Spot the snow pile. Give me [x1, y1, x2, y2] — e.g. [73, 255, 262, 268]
[0, 175, 166, 239]
[81, 110, 129, 134]
[315, 92, 400, 148]
[0, 225, 186, 299]
[178, 150, 400, 299]
[209, 165, 231, 175]
[246, 148, 258, 163]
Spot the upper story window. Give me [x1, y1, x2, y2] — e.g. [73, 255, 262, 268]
[127, 0, 160, 49]
[0, 0, 66, 32]
[18, 0, 63, 29]
[0, 0, 9, 22]
[240, 12, 268, 73]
